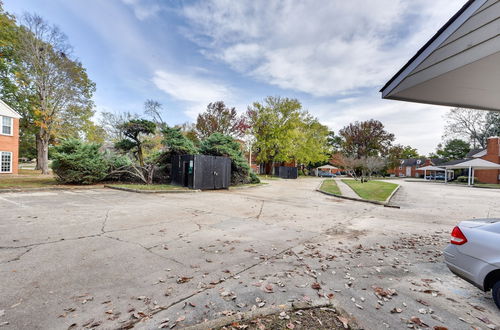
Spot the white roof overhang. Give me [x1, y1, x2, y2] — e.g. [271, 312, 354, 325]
[416, 165, 447, 171]
[317, 165, 338, 170]
[444, 158, 500, 169]
[0, 99, 21, 119]
[380, 0, 500, 111]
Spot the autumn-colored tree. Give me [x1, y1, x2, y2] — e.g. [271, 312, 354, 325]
[3, 12, 96, 173]
[386, 144, 420, 169]
[339, 119, 395, 159]
[195, 101, 248, 139]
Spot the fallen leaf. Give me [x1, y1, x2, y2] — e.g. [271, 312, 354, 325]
[417, 299, 430, 306]
[176, 277, 193, 284]
[286, 322, 295, 329]
[175, 316, 185, 322]
[410, 317, 428, 328]
[264, 284, 274, 293]
[433, 327, 448, 330]
[311, 282, 321, 290]
[337, 316, 349, 329]
[390, 307, 402, 314]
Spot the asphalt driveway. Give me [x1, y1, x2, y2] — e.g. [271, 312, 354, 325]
[0, 178, 499, 329]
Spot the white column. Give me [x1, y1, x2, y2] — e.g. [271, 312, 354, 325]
[424, 169, 427, 180]
[472, 168, 475, 185]
[468, 166, 472, 186]
[445, 169, 448, 184]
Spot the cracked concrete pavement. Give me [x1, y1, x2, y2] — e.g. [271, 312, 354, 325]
[0, 178, 499, 329]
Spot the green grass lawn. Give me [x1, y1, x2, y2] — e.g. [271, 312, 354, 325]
[342, 179, 398, 202]
[319, 179, 341, 195]
[107, 184, 189, 191]
[0, 170, 58, 189]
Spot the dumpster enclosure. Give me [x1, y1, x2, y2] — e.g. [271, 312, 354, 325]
[171, 155, 231, 190]
[274, 166, 298, 179]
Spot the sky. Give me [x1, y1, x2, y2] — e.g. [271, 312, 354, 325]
[3, 0, 467, 155]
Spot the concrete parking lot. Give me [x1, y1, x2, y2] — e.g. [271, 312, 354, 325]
[1, 178, 499, 329]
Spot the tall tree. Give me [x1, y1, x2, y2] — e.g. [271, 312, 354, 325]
[13, 13, 95, 173]
[196, 101, 248, 139]
[144, 99, 165, 127]
[436, 139, 470, 161]
[291, 114, 330, 166]
[247, 96, 303, 164]
[339, 119, 394, 159]
[115, 119, 156, 167]
[443, 108, 500, 148]
[100, 111, 138, 142]
[386, 144, 419, 169]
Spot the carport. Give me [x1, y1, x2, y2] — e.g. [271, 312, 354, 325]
[315, 164, 339, 176]
[444, 158, 500, 186]
[416, 165, 453, 181]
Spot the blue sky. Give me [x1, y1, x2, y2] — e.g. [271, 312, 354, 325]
[4, 0, 466, 154]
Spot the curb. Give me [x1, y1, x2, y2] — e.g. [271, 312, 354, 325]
[229, 183, 268, 190]
[104, 185, 200, 194]
[0, 186, 104, 194]
[182, 299, 361, 330]
[317, 182, 401, 209]
[385, 184, 401, 205]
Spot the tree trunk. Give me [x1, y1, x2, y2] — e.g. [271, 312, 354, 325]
[137, 145, 145, 167]
[36, 130, 50, 175]
[35, 134, 41, 170]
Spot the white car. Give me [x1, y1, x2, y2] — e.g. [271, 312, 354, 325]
[444, 219, 500, 309]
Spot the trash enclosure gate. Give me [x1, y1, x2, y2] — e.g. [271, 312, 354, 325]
[171, 155, 231, 190]
[274, 166, 298, 179]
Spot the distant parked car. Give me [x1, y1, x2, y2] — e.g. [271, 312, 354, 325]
[318, 171, 336, 178]
[444, 219, 500, 309]
[435, 174, 446, 180]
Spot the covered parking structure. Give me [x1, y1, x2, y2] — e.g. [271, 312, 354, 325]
[315, 164, 340, 176]
[416, 165, 454, 180]
[444, 158, 500, 185]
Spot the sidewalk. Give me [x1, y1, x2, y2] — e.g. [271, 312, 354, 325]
[334, 178, 360, 199]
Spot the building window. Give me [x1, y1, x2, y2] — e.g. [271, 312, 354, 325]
[0, 151, 12, 173]
[1, 116, 13, 135]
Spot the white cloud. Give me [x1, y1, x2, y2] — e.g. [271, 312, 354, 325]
[152, 70, 233, 118]
[181, 0, 465, 97]
[121, 0, 161, 20]
[179, 0, 465, 153]
[305, 96, 447, 155]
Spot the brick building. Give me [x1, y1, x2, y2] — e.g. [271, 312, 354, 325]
[0, 100, 21, 175]
[388, 158, 433, 178]
[467, 137, 500, 184]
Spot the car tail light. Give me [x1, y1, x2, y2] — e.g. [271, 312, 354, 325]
[450, 226, 468, 245]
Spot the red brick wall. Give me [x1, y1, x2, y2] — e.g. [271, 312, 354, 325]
[476, 137, 500, 184]
[0, 118, 19, 174]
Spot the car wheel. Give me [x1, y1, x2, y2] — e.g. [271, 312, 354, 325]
[493, 281, 500, 309]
